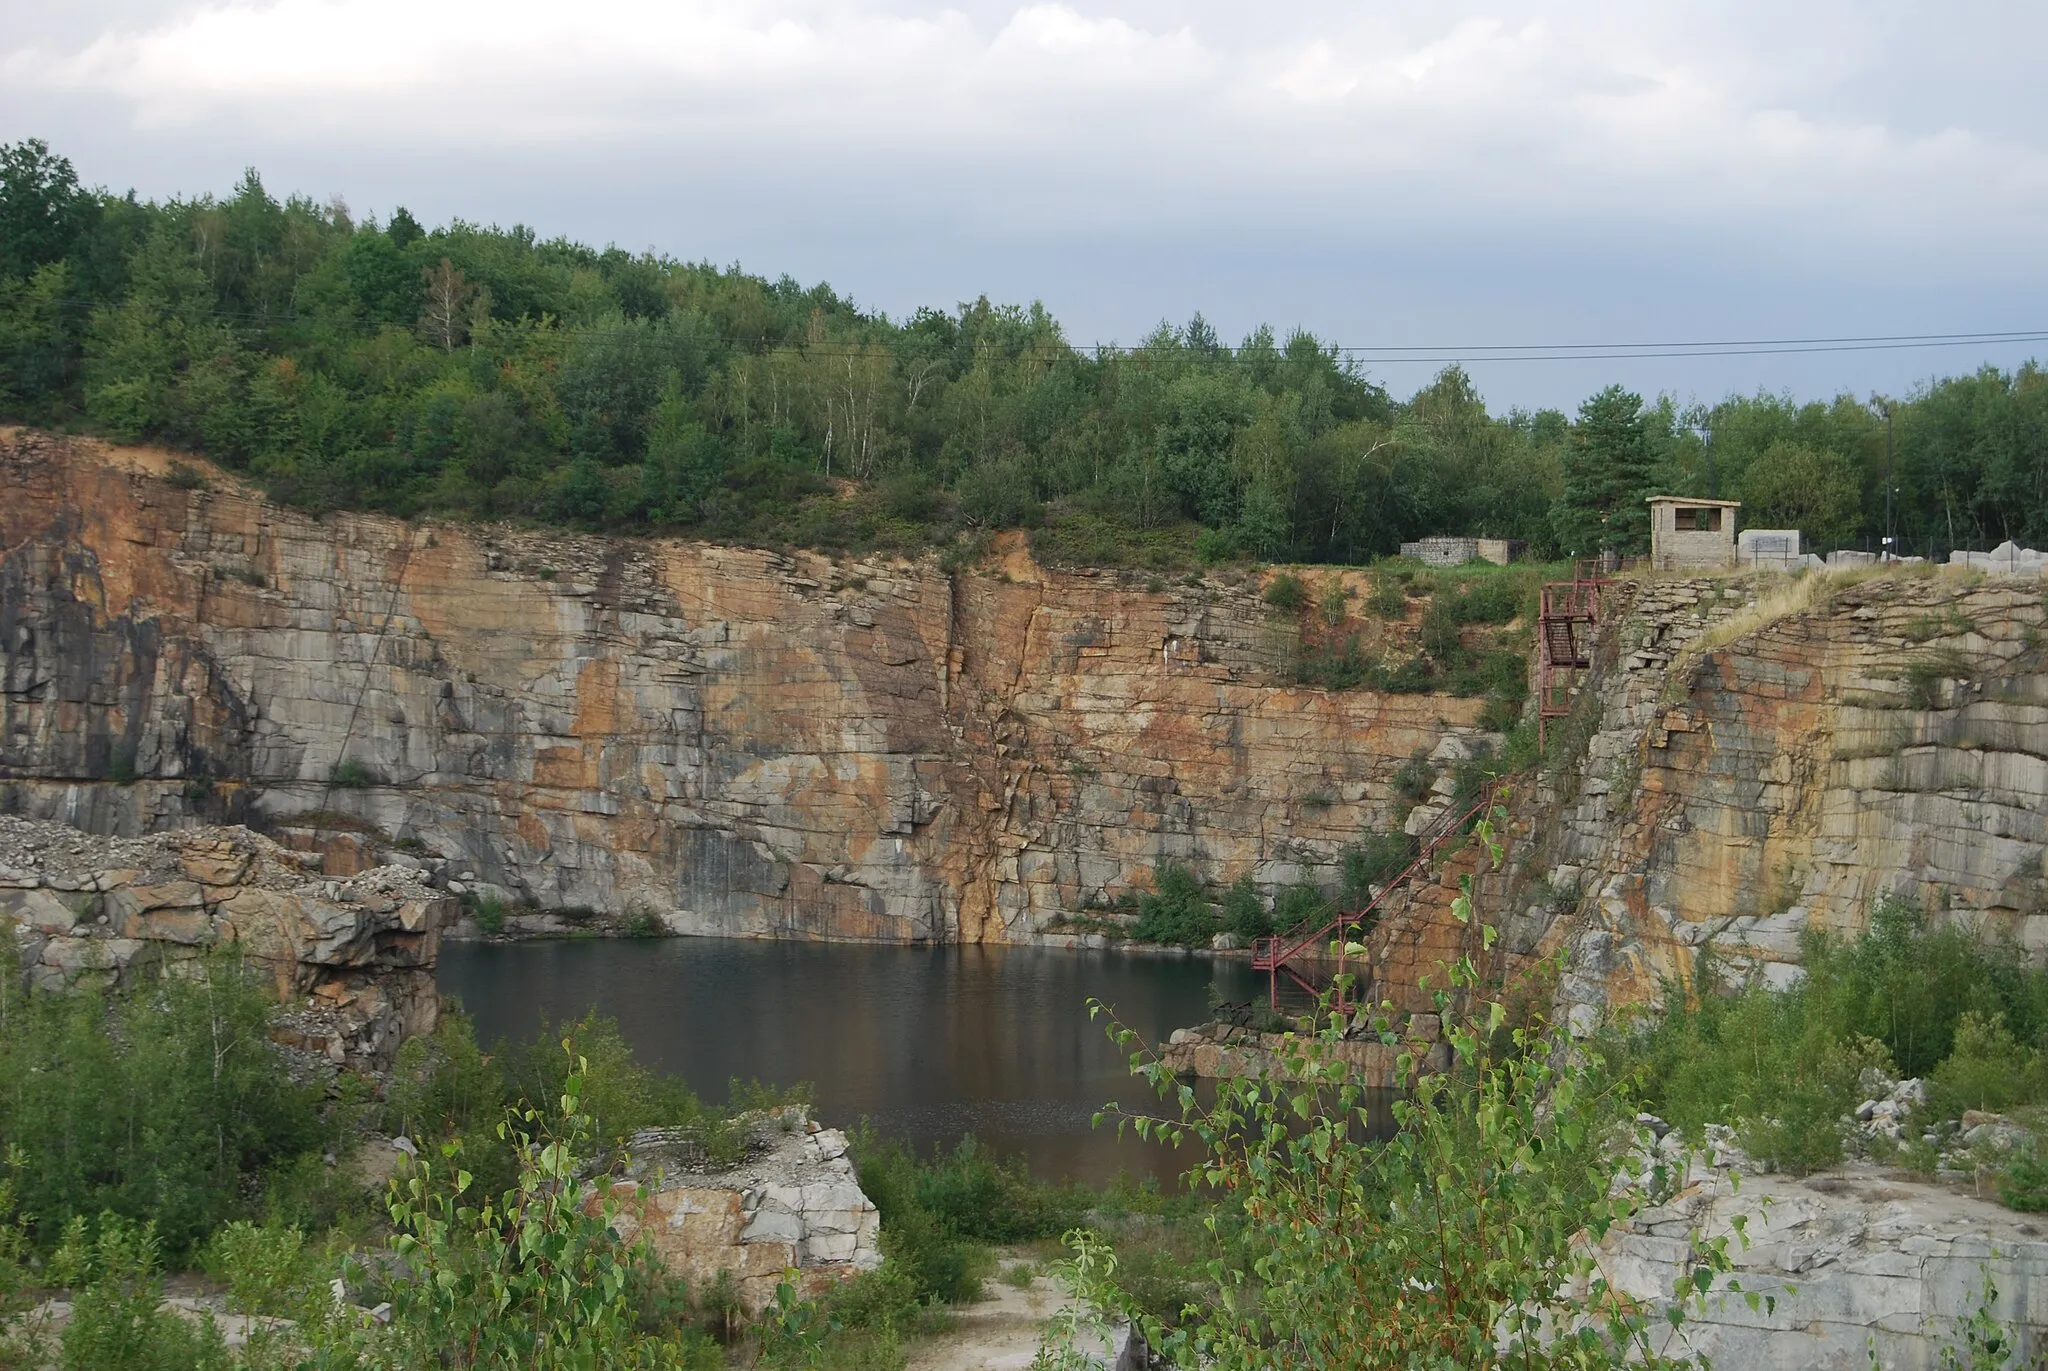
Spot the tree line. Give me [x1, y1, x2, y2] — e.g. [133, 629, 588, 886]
[3, 138, 2045, 565]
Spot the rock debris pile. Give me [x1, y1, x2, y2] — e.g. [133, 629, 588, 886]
[0, 815, 452, 1070]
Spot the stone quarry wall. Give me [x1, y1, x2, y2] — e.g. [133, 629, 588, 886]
[0, 430, 1488, 944]
[1532, 569, 2048, 1024]
[0, 814, 451, 1070]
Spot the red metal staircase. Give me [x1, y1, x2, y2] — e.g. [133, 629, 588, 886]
[1537, 572, 1604, 749]
[1251, 784, 1499, 1011]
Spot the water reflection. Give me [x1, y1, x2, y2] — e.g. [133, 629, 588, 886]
[437, 938, 1263, 1184]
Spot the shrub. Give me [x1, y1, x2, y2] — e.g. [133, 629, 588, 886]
[0, 950, 325, 1259]
[1365, 575, 1406, 618]
[164, 461, 210, 491]
[1222, 875, 1270, 941]
[1049, 808, 1753, 1369]
[367, 1053, 711, 1369]
[51, 1215, 228, 1371]
[1262, 573, 1306, 611]
[1317, 578, 1349, 626]
[329, 757, 376, 789]
[1998, 1149, 2048, 1212]
[1270, 884, 1331, 936]
[1931, 1012, 2040, 1117]
[1342, 832, 1416, 905]
[1621, 898, 2048, 1177]
[1131, 864, 1217, 947]
[470, 892, 506, 934]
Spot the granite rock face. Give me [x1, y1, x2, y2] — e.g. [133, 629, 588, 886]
[1592, 1158, 2048, 1368]
[0, 430, 1487, 943]
[1538, 571, 2048, 1022]
[606, 1110, 881, 1312]
[0, 814, 450, 1070]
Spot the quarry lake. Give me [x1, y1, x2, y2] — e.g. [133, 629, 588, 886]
[438, 938, 1263, 1183]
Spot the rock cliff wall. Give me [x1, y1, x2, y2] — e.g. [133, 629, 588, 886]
[1534, 570, 2048, 1022]
[0, 430, 1488, 943]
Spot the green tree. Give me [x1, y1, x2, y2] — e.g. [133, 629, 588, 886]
[1736, 440, 1862, 549]
[0, 139, 89, 281]
[1553, 385, 1654, 556]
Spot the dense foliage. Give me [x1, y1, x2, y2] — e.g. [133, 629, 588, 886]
[1619, 897, 2048, 1176]
[0, 948, 328, 1260]
[1044, 806, 1756, 1370]
[6, 138, 2046, 564]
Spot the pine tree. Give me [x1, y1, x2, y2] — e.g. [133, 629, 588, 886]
[1552, 384, 1652, 555]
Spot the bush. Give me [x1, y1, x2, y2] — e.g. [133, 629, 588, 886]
[0, 950, 325, 1259]
[1131, 864, 1217, 947]
[1262, 573, 1306, 611]
[1051, 809, 1750, 1368]
[1270, 884, 1331, 936]
[329, 757, 376, 789]
[1931, 1012, 2040, 1117]
[1341, 833, 1415, 905]
[469, 892, 506, 934]
[1365, 575, 1406, 618]
[1621, 898, 2048, 1178]
[854, 1132, 1081, 1311]
[1222, 875, 1270, 940]
[51, 1215, 229, 1371]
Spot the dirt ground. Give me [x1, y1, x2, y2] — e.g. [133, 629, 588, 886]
[904, 1254, 1122, 1371]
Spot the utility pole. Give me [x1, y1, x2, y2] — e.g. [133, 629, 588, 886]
[1876, 398, 1895, 560]
[1688, 415, 1715, 498]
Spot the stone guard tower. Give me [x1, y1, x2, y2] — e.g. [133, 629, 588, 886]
[1646, 496, 1741, 570]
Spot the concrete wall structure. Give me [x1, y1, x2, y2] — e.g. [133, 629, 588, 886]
[1648, 497, 1740, 570]
[1397, 536, 1523, 567]
[1738, 528, 1802, 568]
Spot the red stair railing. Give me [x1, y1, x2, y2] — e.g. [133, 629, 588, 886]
[1252, 783, 1499, 1011]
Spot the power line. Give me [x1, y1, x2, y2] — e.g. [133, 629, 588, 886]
[31, 294, 2048, 364]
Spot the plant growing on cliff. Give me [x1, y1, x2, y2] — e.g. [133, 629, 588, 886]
[329, 757, 376, 789]
[1045, 799, 1757, 1370]
[1131, 865, 1219, 947]
[1262, 574, 1306, 611]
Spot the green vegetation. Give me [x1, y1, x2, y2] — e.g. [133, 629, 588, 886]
[0, 949, 327, 1260]
[1614, 897, 2048, 1178]
[1044, 804, 1757, 1370]
[6, 138, 2045, 567]
[327, 757, 375, 790]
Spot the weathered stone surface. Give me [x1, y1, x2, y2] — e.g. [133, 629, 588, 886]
[0, 429, 1490, 944]
[608, 1111, 882, 1313]
[0, 813, 452, 1070]
[1589, 1161, 2048, 1367]
[1530, 571, 2048, 1025]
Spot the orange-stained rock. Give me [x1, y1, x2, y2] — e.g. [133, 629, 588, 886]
[0, 430, 1496, 946]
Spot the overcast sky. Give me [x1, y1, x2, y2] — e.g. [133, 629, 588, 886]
[5, 0, 2046, 410]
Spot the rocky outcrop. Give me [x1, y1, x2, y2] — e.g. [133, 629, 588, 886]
[605, 1110, 881, 1312]
[1156, 1014, 1447, 1086]
[1536, 570, 2048, 1023]
[1594, 1156, 2048, 1368]
[0, 814, 450, 1070]
[0, 430, 1488, 943]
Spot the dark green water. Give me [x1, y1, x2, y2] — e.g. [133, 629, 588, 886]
[438, 938, 1262, 1184]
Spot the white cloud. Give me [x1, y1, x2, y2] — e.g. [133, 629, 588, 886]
[7, 1, 2048, 250]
